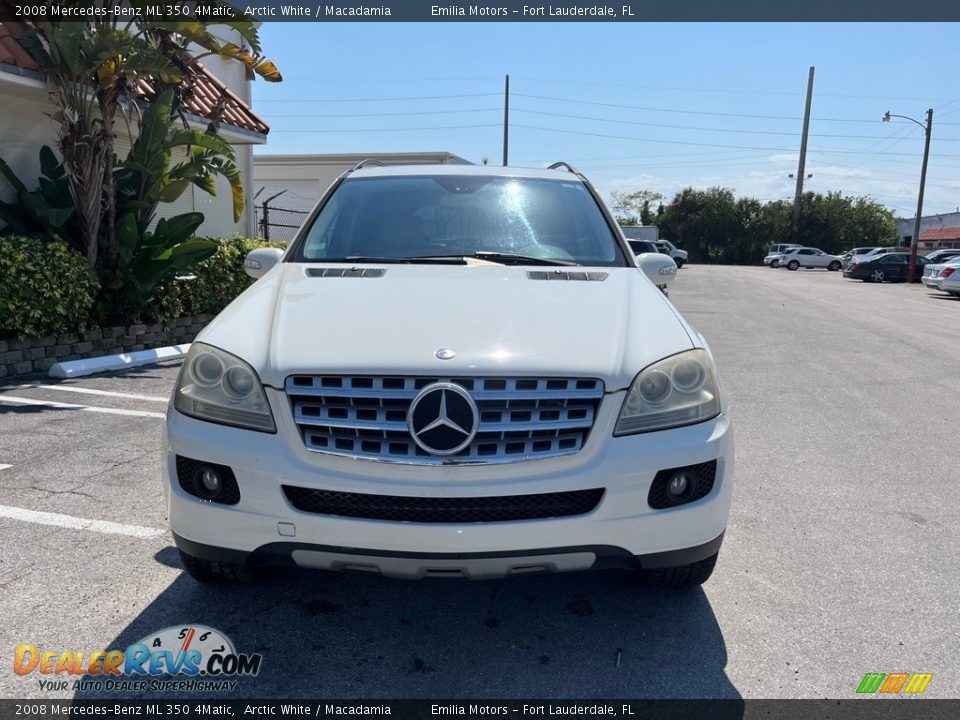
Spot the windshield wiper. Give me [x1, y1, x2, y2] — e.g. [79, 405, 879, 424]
[318, 253, 577, 266]
[321, 255, 465, 265]
[408, 251, 579, 267]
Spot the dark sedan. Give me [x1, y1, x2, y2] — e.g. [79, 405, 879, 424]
[842, 252, 930, 282]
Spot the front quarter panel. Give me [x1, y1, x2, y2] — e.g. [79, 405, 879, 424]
[193, 266, 286, 377]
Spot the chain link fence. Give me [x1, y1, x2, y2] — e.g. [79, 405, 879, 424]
[254, 204, 309, 242]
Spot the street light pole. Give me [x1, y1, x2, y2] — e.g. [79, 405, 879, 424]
[883, 108, 933, 283]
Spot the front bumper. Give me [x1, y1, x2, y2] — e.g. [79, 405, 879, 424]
[163, 389, 734, 578]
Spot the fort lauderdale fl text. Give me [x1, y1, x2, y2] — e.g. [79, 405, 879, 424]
[241, 4, 631, 16]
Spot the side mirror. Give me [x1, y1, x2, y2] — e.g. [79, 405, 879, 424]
[244, 247, 284, 279]
[636, 252, 678, 293]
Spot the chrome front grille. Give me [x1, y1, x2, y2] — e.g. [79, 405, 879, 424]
[285, 375, 605, 464]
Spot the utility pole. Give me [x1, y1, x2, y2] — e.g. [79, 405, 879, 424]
[882, 108, 933, 283]
[909, 108, 934, 283]
[502, 74, 510, 167]
[792, 66, 815, 242]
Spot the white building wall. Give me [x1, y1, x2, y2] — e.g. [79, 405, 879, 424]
[0, 76, 254, 238]
[253, 152, 472, 215]
[0, 90, 60, 206]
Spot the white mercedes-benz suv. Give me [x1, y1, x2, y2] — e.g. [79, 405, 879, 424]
[164, 163, 734, 587]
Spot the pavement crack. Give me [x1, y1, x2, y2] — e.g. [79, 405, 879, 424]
[24, 485, 97, 500]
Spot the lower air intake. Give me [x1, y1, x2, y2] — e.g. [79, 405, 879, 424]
[282, 486, 605, 523]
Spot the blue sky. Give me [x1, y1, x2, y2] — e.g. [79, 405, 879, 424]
[252, 23, 960, 216]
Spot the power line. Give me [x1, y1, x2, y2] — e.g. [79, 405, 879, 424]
[512, 77, 955, 102]
[511, 123, 960, 158]
[273, 77, 501, 83]
[256, 92, 502, 103]
[271, 123, 501, 133]
[264, 107, 501, 118]
[509, 107, 960, 142]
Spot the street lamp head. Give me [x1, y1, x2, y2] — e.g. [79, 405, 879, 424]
[882, 111, 891, 122]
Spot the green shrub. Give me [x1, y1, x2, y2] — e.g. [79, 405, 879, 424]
[0, 236, 99, 339]
[153, 236, 284, 321]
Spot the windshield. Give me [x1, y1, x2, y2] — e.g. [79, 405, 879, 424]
[295, 175, 624, 266]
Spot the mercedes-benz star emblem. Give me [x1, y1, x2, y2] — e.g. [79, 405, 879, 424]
[435, 348, 456, 360]
[407, 382, 478, 456]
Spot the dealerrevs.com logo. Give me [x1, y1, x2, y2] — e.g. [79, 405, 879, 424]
[856, 672, 933, 695]
[14, 625, 262, 692]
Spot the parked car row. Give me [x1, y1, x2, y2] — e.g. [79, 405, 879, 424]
[842, 252, 931, 282]
[621, 228, 688, 268]
[763, 243, 799, 268]
[762, 243, 960, 296]
[763, 245, 844, 271]
[922, 256, 960, 298]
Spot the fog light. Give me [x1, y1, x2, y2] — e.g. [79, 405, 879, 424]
[193, 466, 223, 500]
[648, 461, 716, 510]
[666, 471, 694, 504]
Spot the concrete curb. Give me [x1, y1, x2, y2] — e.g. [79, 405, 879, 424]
[49, 344, 191, 379]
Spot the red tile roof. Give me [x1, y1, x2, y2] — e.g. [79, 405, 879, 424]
[0, 21, 40, 71]
[919, 227, 960, 241]
[0, 22, 268, 136]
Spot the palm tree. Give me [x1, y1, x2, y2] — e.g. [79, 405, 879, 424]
[4, 13, 281, 269]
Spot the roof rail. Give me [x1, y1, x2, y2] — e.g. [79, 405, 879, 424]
[348, 159, 389, 172]
[547, 161, 583, 176]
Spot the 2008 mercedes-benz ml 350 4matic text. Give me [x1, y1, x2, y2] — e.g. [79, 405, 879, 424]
[164, 162, 734, 587]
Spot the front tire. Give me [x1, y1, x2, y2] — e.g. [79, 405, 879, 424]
[787, 260, 800, 271]
[642, 551, 719, 589]
[828, 261, 841, 271]
[674, 259, 685, 269]
[179, 549, 263, 584]
[770, 260, 780, 268]
[870, 269, 886, 283]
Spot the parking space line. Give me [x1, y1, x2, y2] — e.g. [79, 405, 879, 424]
[21, 383, 169, 403]
[0, 505, 165, 539]
[0, 464, 11, 471]
[0, 395, 165, 419]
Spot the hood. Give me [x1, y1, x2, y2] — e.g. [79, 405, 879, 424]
[197, 263, 696, 391]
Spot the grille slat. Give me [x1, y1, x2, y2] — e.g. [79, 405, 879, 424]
[282, 485, 605, 523]
[286, 375, 604, 464]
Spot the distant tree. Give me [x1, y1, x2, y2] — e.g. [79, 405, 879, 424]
[655, 187, 893, 264]
[610, 190, 663, 225]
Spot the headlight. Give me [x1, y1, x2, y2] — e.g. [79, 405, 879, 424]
[615, 349, 721, 435]
[174, 343, 276, 433]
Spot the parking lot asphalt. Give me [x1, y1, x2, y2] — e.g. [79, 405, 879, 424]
[1, 266, 958, 700]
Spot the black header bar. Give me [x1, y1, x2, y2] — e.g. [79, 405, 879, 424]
[1, 700, 959, 720]
[2, 0, 960, 22]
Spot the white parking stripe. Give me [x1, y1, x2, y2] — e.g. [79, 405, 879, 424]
[21, 383, 168, 403]
[0, 395, 165, 419]
[0, 464, 11, 471]
[0, 505, 165, 539]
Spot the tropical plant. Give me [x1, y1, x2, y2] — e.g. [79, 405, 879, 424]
[0, 146, 80, 250]
[99, 88, 253, 321]
[4, 15, 281, 272]
[11, 22, 109, 268]
[114, 89, 244, 230]
[0, 235, 99, 340]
